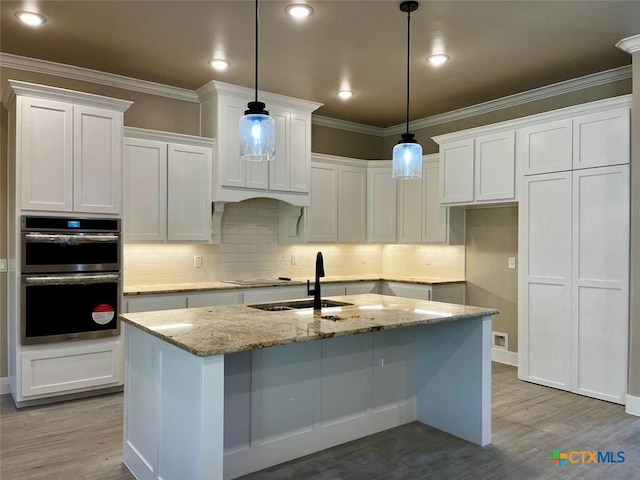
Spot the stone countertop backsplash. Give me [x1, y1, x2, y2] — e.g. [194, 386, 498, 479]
[123, 275, 466, 296]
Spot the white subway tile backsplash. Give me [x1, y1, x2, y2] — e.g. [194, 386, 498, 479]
[123, 198, 465, 286]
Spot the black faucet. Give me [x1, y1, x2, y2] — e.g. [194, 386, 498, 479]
[307, 252, 325, 312]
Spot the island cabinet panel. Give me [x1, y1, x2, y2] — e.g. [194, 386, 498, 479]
[372, 329, 416, 412]
[224, 351, 252, 453]
[320, 335, 372, 426]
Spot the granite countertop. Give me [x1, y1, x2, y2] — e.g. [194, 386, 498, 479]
[120, 293, 497, 357]
[124, 275, 466, 296]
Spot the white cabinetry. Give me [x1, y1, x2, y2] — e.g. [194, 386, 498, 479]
[367, 164, 397, 243]
[519, 166, 629, 404]
[123, 128, 214, 243]
[6, 80, 131, 215]
[436, 132, 516, 206]
[397, 155, 465, 244]
[518, 107, 629, 175]
[382, 282, 432, 301]
[198, 81, 322, 207]
[302, 155, 367, 243]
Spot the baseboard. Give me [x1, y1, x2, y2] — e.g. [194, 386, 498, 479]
[0, 377, 10, 395]
[626, 394, 640, 417]
[492, 348, 518, 367]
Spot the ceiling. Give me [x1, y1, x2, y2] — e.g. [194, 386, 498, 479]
[1, 1, 639, 128]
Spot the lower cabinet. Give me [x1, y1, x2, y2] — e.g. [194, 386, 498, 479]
[519, 165, 629, 404]
[20, 339, 123, 398]
[381, 282, 432, 301]
[126, 294, 188, 313]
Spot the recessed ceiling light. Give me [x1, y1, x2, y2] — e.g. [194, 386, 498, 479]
[426, 54, 450, 66]
[209, 59, 230, 71]
[338, 90, 354, 100]
[285, 4, 314, 19]
[16, 11, 46, 27]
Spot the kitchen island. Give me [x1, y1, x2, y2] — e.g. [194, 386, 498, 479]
[120, 294, 497, 480]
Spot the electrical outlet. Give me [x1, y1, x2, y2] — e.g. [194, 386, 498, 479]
[291, 254, 298, 265]
[194, 255, 203, 268]
[0, 259, 6, 272]
[361, 253, 367, 264]
[508, 257, 516, 269]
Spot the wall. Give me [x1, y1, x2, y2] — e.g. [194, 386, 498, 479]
[123, 198, 464, 286]
[312, 124, 383, 160]
[465, 207, 518, 353]
[1, 104, 7, 378]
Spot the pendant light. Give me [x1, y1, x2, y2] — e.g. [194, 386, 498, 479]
[393, 1, 422, 179]
[239, 0, 276, 162]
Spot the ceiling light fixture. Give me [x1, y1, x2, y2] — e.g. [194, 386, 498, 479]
[209, 59, 230, 71]
[393, 1, 422, 180]
[239, 0, 276, 162]
[338, 90, 354, 100]
[285, 4, 314, 19]
[427, 54, 449, 66]
[16, 11, 46, 27]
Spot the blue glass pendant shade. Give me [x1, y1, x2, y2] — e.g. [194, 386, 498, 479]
[240, 101, 276, 162]
[392, 132, 422, 179]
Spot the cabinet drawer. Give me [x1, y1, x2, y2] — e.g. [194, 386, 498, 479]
[21, 340, 123, 397]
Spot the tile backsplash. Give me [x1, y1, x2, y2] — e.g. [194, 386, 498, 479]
[123, 198, 465, 286]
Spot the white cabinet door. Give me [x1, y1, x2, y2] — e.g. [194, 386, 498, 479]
[19, 97, 74, 211]
[422, 160, 446, 243]
[474, 131, 515, 202]
[219, 95, 246, 188]
[381, 282, 432, 300]
[367, 167, 397, 243]
[573, 109, 630, 170]
[518, 172, 572, 391]
[123, 138, 167, 242]
[306, 163, 338, 242]
[167, 144, 212, 242]
[73, 105, 123, 214]
[439, 139, 474, 204]
[571, 165, 629, 403]
[397, 177, 422, 244]
[268, 106, 290, 192]
[290, 111, 311, 193]
[518, 119, 572, 175]
[126, 295, 187, 313]
[338, 165, 366, 243]
[187, 291, 244, 307]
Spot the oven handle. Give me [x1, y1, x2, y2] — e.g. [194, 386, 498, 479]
[25, 274, 120, 286]
[24, 233, 120, 244]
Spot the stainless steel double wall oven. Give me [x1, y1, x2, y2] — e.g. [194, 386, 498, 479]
[21, 216, 122, 344]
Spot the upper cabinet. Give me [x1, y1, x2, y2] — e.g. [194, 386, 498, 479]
[436, 132, 516, 206]
[197, 81, 322, 207]
[123, 128, 214, 243]
[367, 164, 397, 243]
[4, 80, 132, 215]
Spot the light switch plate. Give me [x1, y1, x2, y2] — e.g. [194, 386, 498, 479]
[508, 257, 516, 269]
[0, 259, 6, 272]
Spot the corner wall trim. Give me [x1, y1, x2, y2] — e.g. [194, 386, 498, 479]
[0, 377, 10, 395]
[492, 348, 518, 367]
[626, 394, 640, 417]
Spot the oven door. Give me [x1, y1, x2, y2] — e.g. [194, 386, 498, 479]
[21, 273, 121, 345]
[21, 232, 120, 273]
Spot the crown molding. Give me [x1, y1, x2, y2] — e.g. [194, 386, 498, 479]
[311, 115, 385, 137]
[1, 52, 631, 136]
[0, 53, 199, 103]
[124, 126, 215, 147]
[385, 65, 633, 137]
[4, 79, 133, 112]
[616, 34, 640, 54]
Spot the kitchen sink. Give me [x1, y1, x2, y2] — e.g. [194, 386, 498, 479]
[248, 299, 353, 311]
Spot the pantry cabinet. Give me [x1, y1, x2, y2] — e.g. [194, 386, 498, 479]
[519, 166, 629, 404]
[6, 80, 131, 215]
[198, 81, 322, 207]
[123, 128, 214, 243]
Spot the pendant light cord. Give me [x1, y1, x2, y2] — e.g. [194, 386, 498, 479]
[254, 0, 259, 103]
[405, 8, 411, 135]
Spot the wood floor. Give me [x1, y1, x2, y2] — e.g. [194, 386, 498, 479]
[1, 363, 639, 480]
